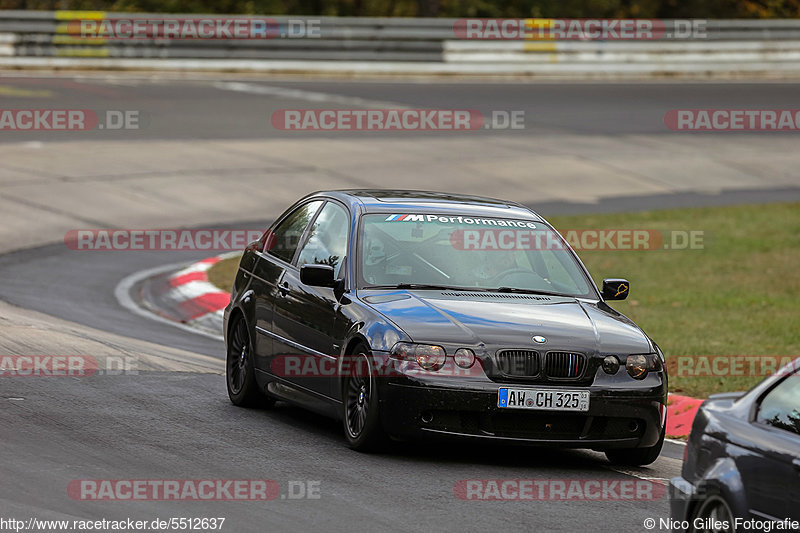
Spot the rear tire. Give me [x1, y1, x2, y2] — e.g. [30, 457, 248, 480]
[605, 426, 665, 466]
[342, 345, 387, 452]
[226, 315, 274, 408]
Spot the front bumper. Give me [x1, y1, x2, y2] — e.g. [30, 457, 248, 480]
[668, 476, 695, 532]
[378, 377, 665, 449]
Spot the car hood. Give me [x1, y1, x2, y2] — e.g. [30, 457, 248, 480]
[358, 289, 652, 355]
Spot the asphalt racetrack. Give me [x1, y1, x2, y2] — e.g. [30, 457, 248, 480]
[1, 74, 798, 532]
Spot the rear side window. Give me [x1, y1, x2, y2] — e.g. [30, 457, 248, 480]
[296, 201, 349, 278]
[266, 201, 323, 263]
[756, 370, 800, 436]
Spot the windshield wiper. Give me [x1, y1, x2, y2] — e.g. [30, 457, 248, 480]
[491, 287, 569, 297]
[365, 284, 485, 292]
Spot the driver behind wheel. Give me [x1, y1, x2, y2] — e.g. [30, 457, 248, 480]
[362, 231, 388, 284]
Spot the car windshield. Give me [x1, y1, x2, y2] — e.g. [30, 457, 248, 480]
[358, 213, 594, 298]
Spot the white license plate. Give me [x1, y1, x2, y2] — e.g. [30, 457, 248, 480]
[497, 388, 590, 412]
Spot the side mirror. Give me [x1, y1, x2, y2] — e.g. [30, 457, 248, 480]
[300, 264, 336, 288]
[602, 278, 629, 301]
[245, 230, 275, 253]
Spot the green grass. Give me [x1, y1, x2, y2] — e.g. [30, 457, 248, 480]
[208, 203, 800, 398]
[548, 203, 800, 398]
[207, 255, 241, 293]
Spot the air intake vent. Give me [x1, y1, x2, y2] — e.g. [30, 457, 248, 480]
[440, 292, 551, 301]
[497, 350, 540, 377]
[545, 352, 586, 379]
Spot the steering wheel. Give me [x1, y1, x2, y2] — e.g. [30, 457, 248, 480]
[491, 267, 553, 290]
[487, 268, 540, 285]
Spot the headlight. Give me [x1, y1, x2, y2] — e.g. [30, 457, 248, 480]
[602, 355, 620, 375]
[391, 343, 446, 371]
[625, 354, 662, 380]
[453, 348, 476, 369]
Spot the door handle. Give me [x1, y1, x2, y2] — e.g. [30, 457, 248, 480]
[278, 282, 289, 295]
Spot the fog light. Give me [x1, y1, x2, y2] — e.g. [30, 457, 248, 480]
[626, 354, 649, 380]
[453, 348, 476, 369]
[602, 355, 620, 375]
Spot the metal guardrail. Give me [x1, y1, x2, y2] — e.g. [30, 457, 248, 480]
[0, 12, 454, 61]
[1, 11, 800, 75]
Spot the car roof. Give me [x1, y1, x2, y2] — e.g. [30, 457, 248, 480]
[308, 189, 543, 222]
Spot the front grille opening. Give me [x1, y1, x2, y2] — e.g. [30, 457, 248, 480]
[497, 349, 540, 377]
[487, 412, 588, 439]
[544, 352, 586, 379]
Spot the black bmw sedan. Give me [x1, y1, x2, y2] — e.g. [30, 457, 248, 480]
[223, 190, 667, 465]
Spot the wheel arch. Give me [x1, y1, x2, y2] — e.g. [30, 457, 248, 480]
[225, 289, 256, 345]
[336, 333, 372, 402]
[689, 457, 749, 521]
[343, 334, 370, 355]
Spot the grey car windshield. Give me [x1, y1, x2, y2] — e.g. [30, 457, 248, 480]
[358, 214, 594, 298]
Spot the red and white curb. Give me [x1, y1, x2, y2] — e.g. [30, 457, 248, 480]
[115, 253, 237, 341]
[666, 394, 703, 439]
[161, 254, 234, 336]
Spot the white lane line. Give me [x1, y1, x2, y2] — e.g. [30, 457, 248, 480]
[213, 81, 410, 109]
[606, 468, 673, 482]
[604, 453, 684, 486]
[114, 261, 224, 342]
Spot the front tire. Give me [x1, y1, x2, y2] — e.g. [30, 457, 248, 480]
[342, 346, 386, 452]
[689, 494, 735, 533]
[226, 314, 273, 408]
[605, 426, 665, 466]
